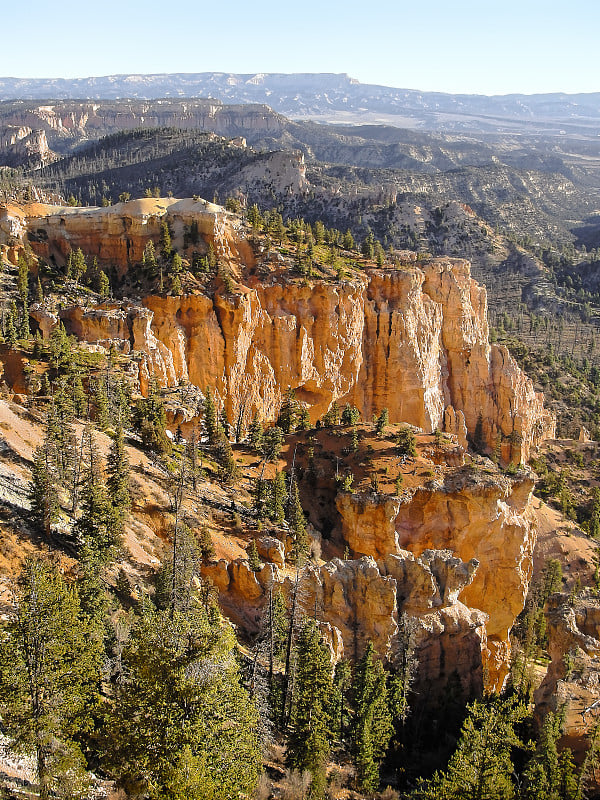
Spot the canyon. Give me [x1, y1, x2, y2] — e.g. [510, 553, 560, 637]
[0, 196, 561, 697]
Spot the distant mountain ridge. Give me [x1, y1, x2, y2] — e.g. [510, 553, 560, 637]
[2, 72, 600, 134]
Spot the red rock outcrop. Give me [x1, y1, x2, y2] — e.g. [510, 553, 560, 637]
[336, 465, 536, 690]
[2, 198, 554, 460]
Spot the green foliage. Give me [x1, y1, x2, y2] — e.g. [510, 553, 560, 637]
[397, 425, 417, 457]
[261, 425, 284, 463]
[0, 558, 103, 800]
[248, 538, 262, 572]
[160, 219, 172, 261]
[287, 619, 334, 797]
[411, 696, 527, 800]
[155, 523, 201, 613]
[278, 387, 301, 434]
[29, 438, 60, 537]
[134, 379, 171, 454]
[248, 412, 264, 451]
[351, 642, 394, 792]
[214, 428, 239, 484]
[105, 606, 260, 800]
[341, 404, 360, 426]
[202, 387, 218, 446]
[106, 423, 131, 513]
[375, 407, 389, 437]
[521, 712, 580, 800]
[76, 436, 122, 564]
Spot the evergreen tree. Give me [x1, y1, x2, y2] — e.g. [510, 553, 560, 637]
[105, 606, 260, 800]
[287, 619, 334, 797]
[397, 425, 417, 457]
[71, 248, 87, 285]
[521, 712, 579, 800]
[76, 436, 121, 564]
[248, 412, 263, 451]
[35, 277, 44, 304]
[261, 425, 284, 463]
[412, 696, 526, 800]
[287, 477, 308, 564]
[248, 538, 262, 572]
[351, 642, 393, 793]
[278, 387, 299, 434]
[106, 423, 131, 513]
[29, 439, 60, 537]
[0, 558, 103, 800]
[341, 404, 360, 426]
[268, 470, 287, 523]
[214, 428, 239, 484]
[160, 219, 172, 261]
[4, 307, 17, 347]
[155, 523, 201, 613]
[375, 407, 389, 437]
[198, 525, 216, 562]
[342, 229, 355, 250]
[202, 387, 218, 446]
[17, 254, 29, 304]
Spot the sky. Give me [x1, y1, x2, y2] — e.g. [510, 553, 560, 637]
[3, 0, 600, 96]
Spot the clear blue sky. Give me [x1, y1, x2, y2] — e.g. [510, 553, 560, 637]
[3, 0, 599, 95]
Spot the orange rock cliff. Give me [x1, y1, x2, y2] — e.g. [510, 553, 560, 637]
[1, 197, 557, 695]
[2, 198, 554, 462]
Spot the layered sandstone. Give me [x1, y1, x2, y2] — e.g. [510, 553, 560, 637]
[203, 549, 486, 701]
[336, 465, 536, 689]
[3, 198, 554, 460]
[534, 593, 600, 761]
[1, 197, 244, 279]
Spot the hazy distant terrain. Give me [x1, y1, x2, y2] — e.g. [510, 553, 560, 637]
[3, 72, 600, 135]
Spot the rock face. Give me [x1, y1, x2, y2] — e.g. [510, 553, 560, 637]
[336, 466, 536, 690]
[2, 198, 554, 460]
[0, 125, 52, 166]
[207, 548, 486, 702]
[4, 197, 244, 279]
[535, 594, 600, 761]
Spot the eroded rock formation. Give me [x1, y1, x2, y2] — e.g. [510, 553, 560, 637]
[535, 593, 600, 761]
[336, 466, 536, 689]
[204, 548, 486, 702]
[7, 197, 553, 461]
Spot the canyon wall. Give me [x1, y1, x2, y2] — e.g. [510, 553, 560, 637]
[2, 199, 555, 460]
[337, 468, 536, 689]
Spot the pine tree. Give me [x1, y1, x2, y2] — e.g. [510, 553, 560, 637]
[268, 470, 287, 523]
[71, 248, 87, 285]
[248, 412, 263, 451]
[35, 277, 44, 303]
[341, 404, 360, 426]
[0, 558, 103, 800]
[278, 387, 299, 434]
[375, 407, 389, 437]
[160, 219, 172, 261]
[106, 423, 131, 513]
[248, 538, 262, 572]
[397, 425, 417, 457]
[17, 254, 29, 304]
[351, 642, 394, 792]
[287, 619, 334, 797]
[261, 425, 284, 463]
[105, 606, 260, 800]
[214, 428, 239, 484]
[198, 525, 216, 562]
[202, 387, 218, 446]
[4, 307, 17, 347]
[412, 696, 527, 800]
[76, 436, 121, 564]
[29, 440, 60, 537]
[519, 709, 580, 800]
